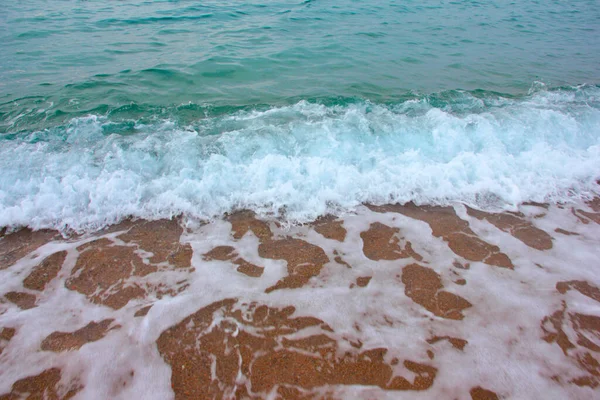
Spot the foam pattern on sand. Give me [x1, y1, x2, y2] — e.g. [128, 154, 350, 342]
[0, 198, 599, 398]
[1, 86, 600, 232]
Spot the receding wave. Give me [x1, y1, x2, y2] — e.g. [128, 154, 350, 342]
[1, 85, 599, 232]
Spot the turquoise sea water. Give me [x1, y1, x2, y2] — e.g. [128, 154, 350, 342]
[1, 0, 599, 231]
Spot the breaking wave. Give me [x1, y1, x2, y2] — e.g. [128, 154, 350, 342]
[1, 85, 599, 232]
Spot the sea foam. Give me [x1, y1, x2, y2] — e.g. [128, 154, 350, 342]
[1, 86, 599, 232]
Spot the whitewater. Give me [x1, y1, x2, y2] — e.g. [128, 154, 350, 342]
[1, 85, 599, 232]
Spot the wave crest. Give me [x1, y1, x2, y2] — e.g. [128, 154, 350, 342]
[1, 86, 599, 232]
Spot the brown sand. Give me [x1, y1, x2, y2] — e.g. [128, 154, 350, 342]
[312, 216, 347, 242]
[466, 206, 553, 250]
[0, 200, 599, 398]
[0, 368, 81, 400]
[156, 299, 436, 399]
[360, 222, 423, 261]
[0, 229, 60, 270]
[368, 203, 514, 268]
[23, 251, 67, 291]
[402, 263, 472, 320]
[65, 219, 193, 310]
[204, 246, 264, 278]
[259, 237, 329, 293]
[0, 328, 15, 356]
[41, 319, 118, 352]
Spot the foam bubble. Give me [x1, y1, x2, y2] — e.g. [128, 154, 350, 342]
[1, 201, 600, 398]
[1, 87, 599, 232]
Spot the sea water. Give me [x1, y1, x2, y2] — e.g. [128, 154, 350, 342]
[1, 0, 599, 232]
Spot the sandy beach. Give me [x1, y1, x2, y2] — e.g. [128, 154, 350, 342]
[1, 196, 599, 399]
[2, 1, 600, 399]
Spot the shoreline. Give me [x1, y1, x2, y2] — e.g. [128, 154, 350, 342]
[2, 187, 599, 236]
[1, 199, 600, 398]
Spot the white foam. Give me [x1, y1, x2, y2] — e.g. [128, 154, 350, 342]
[1, 87, 599, 232]
[1, 201, 600, 398]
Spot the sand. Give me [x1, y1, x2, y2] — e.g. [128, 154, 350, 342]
[1, 199, 600, 399]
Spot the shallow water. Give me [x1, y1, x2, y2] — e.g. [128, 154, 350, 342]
[1, 201, 600, 399]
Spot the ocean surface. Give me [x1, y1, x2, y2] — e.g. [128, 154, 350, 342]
[1, 0, 599, 232]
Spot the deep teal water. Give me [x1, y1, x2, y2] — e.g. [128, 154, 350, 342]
[1, 0, 599, 231]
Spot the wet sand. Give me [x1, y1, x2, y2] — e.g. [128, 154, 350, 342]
[1, 200, 600, 399]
